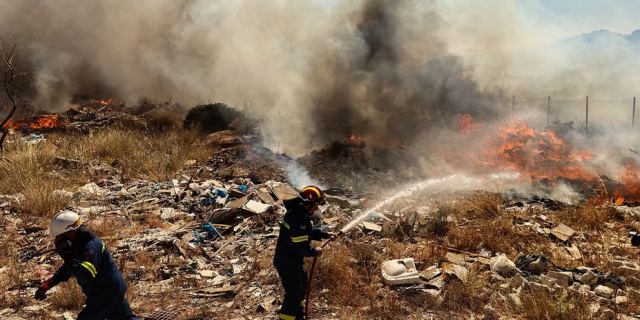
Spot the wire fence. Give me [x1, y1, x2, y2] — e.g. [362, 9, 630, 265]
[505, 96, 638, 132]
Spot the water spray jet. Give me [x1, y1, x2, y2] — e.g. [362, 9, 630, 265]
[305, 172, 519, 319]
[339, 172, 520, 233]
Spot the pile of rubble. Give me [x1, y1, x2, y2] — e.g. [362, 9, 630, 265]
[0, 170, 348, 319]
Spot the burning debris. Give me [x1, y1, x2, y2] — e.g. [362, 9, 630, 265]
[488, 121, 595, 182]
[3, 114, 67, 131]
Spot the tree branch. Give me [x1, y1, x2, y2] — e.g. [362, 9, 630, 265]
[0, 37, 20, 151]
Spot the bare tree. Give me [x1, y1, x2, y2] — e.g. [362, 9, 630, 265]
[0, 37, 23, 151]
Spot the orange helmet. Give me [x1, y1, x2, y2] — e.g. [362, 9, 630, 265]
[300, 186, 326, 205]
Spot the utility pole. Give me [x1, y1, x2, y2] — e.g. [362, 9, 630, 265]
[585, 96, 589, 135]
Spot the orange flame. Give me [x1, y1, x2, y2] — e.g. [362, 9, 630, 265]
[29, 114, 66, 129]
[487, 121, 595, 181]
[611, 160, 640, 203]
[99, 99, 112, 106]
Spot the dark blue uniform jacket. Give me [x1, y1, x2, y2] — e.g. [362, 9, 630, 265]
[274, 198, 328, 267]
[50, 229, 126, 304]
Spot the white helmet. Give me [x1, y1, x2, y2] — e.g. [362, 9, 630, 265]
[50, 211, 82, 237]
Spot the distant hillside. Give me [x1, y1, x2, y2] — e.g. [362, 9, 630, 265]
[555, 29, 640, 54]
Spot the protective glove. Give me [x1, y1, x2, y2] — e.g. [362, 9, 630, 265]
[329, 231, 344, 241]
[34, 281, 51, 301]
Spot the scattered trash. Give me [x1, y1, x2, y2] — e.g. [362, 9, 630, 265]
[443, 263, 469, 283]
[244, 200, 271, 214]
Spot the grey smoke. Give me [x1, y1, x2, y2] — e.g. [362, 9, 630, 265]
[2, 0, 640, 191]
[0, 0, 500, 153]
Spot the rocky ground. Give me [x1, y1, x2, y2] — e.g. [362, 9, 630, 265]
[1, 101, 640, 320]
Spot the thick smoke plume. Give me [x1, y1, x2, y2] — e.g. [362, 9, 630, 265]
[307, 0, 499, 147]
[0, 0, 501, 153]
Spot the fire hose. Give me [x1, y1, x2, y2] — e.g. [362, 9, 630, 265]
[304, 231, 342, 320]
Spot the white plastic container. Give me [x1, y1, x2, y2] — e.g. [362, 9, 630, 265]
[381, 258, 421, 285]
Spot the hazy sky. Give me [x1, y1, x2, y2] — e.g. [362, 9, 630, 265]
[433, 0, 640, 51]
[522, 0, 640, 36]
[317, 1, 640, 48]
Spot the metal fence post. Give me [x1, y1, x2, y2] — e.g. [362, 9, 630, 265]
[633, 97, 636, 128]
[585, 96, 589, 134]
[547, 96, 551, 127]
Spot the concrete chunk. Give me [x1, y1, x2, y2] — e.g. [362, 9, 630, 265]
[614, 295, 628, 305]
[578, 270, 598, 285]
[546, 270, 573, 286]
[594, 285, 614, 298]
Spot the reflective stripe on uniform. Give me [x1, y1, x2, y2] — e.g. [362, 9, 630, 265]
[291, 235, 309, 243]
[278, 314, 296, 320]
[300, 299, 305, 306]
[80, 261, 97, 278]
[102, 243, 106, 253]
[280, 221, 290, 230]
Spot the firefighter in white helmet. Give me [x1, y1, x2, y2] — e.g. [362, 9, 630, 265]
[35, 211, 138, 320]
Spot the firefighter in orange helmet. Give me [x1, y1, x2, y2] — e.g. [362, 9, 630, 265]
[273, 186, 334, 320]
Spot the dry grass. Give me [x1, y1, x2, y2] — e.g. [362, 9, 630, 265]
[516, 291, 591, 320]
[130, 250, 164, 281]
[58, 128, 212, 180]
[314, 243, 378, 308]
[0, 141, 71, 217]
[459, 192, 505, 220]
[313, 241, 447, 319]
[556, 201, 620, 231]
[49, 279, 85, 310]
[419, 207, 450, 238]
[0, 127, 215, 217]
[446, 214, 519, 255]
[445, 192, 514, 254]
[313, 242, 408, 319]
[438, 270, 492, 315]
[144, 109, 183, 132]
[0, 247, 29, 308]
